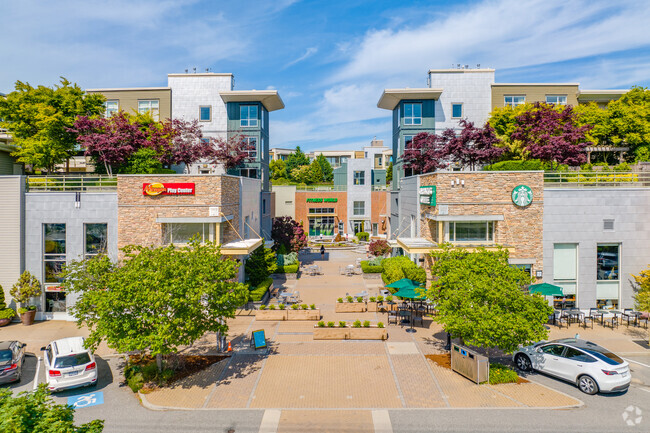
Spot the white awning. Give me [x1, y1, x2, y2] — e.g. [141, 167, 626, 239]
[156, 216, 233, 223]
[396, 237, 437, 254]
[221, 238, 264, 255]
[425, 214, 504, 222]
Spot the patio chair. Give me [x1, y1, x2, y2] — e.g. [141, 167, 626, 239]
[387, 311, 398, 325]
[412, 311, 424, 327]
[556, 312, 569, 328]
[580, 313, 594, 329]
[639, 312, 649, 329]
[290, 291, 301, 303]
[603, 314, 619, 329]
[623, 308, 634, 327]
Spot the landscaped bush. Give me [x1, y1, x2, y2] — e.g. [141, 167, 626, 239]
[369, 297, 376, 302]
[352, 320, 362, 328]
[347, 296, 354, 303]
[277, 252, 299, 266]
[310, 304, 316, 310]
[356, 296, 364, 303]
[248, 277, 273, 302]
[317, 321, 325, 327]
[483, 159, 547, 171]
[488, 363, 520, 385]
[339, 321, 347, 327]
[278, 304, 286, 310]
[301, 304, 308, 310]
[363, 320, 370, 328]
[381, 256, 426, 286]
[245, 247, 277, 286]
[275, 263, 300, 274]
[291, 304, 299, 310]
[259, 305, 267, 310]
[269, 304, 276, 310]
[360, 260, 383, 274]
[404, 266, 426, 285]
[377, 322, 384, 328]
[356, 231, 370, 242]
[327, 321, 335, 328]
[337, 297, 344, 303]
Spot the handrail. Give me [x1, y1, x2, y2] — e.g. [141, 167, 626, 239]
[543, 171, 650, 187]
[295, 185, 347, 192]
[26, 175, 117, 192]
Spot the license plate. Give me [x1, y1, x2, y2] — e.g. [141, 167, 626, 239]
[68, 371, 79, 376]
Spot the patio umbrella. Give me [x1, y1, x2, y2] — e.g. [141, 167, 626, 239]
[385, 278, 421, 290]
[528, 282, 564, 297]
[391, 286, 426, 334]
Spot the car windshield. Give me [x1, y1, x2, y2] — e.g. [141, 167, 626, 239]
[0, 350, 12, 362]
[583, 346, 623, 365]
[54, 353, 91, 368]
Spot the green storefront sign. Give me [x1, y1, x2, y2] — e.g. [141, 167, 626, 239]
[306, 198, 338, 203]
[419, 185, 436, 206]
[511, 185, 533, 207]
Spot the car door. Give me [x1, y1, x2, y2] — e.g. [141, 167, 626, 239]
[538, 344, 567, 378]
[558, 347, 597, 382]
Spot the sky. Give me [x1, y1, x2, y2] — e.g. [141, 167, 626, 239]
[1, 0, 650, 152]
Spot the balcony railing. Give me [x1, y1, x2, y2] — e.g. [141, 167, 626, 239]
[26, 175, 117, 192]
[543, 171, 650, 187]
[295, 185, 347, 192]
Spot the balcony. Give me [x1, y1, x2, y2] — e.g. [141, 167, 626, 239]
[26, 175, 117, 192]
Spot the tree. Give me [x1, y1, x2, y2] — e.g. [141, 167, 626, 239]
[150, 118, 213, 171]
[291, 165, 314, 184]
[403, 132, 448, 174]
[428, 245, 553, 353]
[0, 78, 105, 172]
[315, 154, 333, 182]
[632, 266, 650, 313]
[211, 134, 254, 171]
[245, 246, 277, 286]
[369, 239, 391, 257]
[309, 159, 324, 183]
[285, 146, 310, 179]
[443, 120, 504, 170]
[271, 216, 307, 253]
[487, 103, 536, 159]
[120, 148, 164, 174]
[386, 161, 393, 184]
[10, 271, 42, 309]
[510, 103, 592, 168]
[0, 385, 104, 433]
[269, 159, 288, 180]
[61, 239, 248, 370]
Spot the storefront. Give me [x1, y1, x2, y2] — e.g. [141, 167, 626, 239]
[295, 192, 347, 238]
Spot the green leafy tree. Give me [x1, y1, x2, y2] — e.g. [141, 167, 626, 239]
[245, 246, 277, 286]
[386, 161, 393, 184]
[0, 78, 105, 172]
[10, 271, 42, 309]
[309, 159, 324, 183]
[632, 266, 650, 343]
[120, 148, 164, 174]
[291, 165, 313, 184]
[428, 245, 552, 353]
[61, 239, 248, 370]
[269, 159, 288, 180]
[0, 284, 16, 320]
[285, 146, 310, 180]
[315, 154, 333, 182]
[0, 384, 104, 432]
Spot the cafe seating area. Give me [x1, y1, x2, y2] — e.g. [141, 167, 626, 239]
[551, 307, 648, 330]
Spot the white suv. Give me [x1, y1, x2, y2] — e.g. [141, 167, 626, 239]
[41, 337, 98, 392]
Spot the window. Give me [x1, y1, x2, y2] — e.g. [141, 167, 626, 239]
[545, 95, 567, 105]
[353, 171, 365, 185]
[451, 103, 463, 118]
[403, 103, 422, 125]
[372, 223, 378, 236]
[448, 221, 494, 243]
[504, 96, 525, 107]
[240, 168, 258, 179]
[308, 208, 335, 214]
[44, 223, 66, 283]
[262, 199, 267, 214]
[138, 100, 160, 120]
[243, 137, 257, 159]
[541, 344, 565, 356]
[402, 135, 414, 154]
[163, 223, 213, 245]
[240, 105, 258, 127]
[564, 347, 596, 363]
[104, 100, 118, 117]
[84, 223, 107, 259]
[199, 106, 211, 121]
[377, 156, 383, 166]
[597, 244, 620, 309]
[553, 243, 577, 308]
[309, 216, 335, 236]
[353, 201, 365, 216]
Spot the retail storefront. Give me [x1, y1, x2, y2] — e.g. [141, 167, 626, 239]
[295, 192, 347, 238]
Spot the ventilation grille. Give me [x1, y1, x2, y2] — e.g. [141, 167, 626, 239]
[603, 219, 615, 231]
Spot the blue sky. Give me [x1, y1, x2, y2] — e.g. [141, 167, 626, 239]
[1, 0, 649, 152]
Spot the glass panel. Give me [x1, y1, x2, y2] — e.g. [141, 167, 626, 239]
[541, 344, 564, 356]
[200, 106, 210, 121]
[553, 244, 577, 280]
[413, 103, 421, 117]
[167, 223, 205, 244]
[452, 104, 462, 118]
[85, 223, 107, 256]
[45, 291, 66, 312]
[54, 353, 91, 368]
[454, 222, 487, 242]
[404, 104, 413, 117]
[44, 260, 65, 283]
[597, 244, 619, 280]
[44, 224, 66, 254]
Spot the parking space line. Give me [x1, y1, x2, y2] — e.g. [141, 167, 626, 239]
[258, 409, 281, 433]
[33, 356, 41, 390]
[623, 358, 650, 368]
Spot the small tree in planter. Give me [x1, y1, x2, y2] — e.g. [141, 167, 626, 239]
[10, 271, 41, 326]
[0, 284, 17, 326]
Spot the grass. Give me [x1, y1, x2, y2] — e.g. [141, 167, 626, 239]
[488, 363, 520, 385]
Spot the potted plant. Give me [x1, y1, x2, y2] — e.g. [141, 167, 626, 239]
[10, 271, 41, 326]
[0, 284, 16, 327]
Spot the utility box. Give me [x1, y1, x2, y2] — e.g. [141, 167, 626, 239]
[450, 343, 489, 384]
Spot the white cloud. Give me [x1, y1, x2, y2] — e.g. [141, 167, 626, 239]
[284, 47, 319, 69]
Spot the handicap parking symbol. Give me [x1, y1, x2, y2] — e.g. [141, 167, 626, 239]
[67, 391, 104, 409]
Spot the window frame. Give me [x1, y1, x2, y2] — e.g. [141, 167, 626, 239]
[353, 170, 365, 185]
[43, 223, 66, 284]
[84, 223, 108, 259]
[163, 223, 214, 245]
[403, 102, 422, 125]
[243, 136, 258, 159]
[451, 103, 463, 119]
[545, 95, 567, 105]
[240, 105, 259, 128]
[353, 201, 365, 216]
[199, 105, 212, 122]
[447, 221, 495, 243]
[137, 99, 160, 120]
[104, 100, 118, 117]
[504, 95, 526, 107]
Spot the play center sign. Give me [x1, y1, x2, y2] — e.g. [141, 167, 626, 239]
[143, 182, 195, 196]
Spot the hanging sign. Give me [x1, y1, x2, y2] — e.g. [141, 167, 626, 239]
[143, 183, 195, 196]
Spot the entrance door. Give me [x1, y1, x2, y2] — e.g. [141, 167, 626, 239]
[309, 218, 321, 237]
[372, 223, 378, 236]
[353, 221, 364, 234]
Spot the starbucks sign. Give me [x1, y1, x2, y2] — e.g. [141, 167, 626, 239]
[511, 185, 533, 207]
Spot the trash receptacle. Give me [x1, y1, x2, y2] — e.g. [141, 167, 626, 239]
[450, 343, 489, 384]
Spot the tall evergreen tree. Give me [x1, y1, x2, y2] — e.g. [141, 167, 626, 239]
[315, 154, 333, 182]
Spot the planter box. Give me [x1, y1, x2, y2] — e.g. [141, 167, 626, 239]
[363, 273, 382, 280]
[255, 310, 287, 321]
[287, 309, 321, 320]
[349, 327, 387, 340]
[271, 273, 298, 280]
[335, 303, 367, 313]
[313, 327, 350, 340]
[366, 302, 378, 312]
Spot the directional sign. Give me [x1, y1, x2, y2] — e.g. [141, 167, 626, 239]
[252, 329, 267, 349]
[68, 391, 103, 409]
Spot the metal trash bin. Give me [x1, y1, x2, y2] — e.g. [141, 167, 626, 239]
[450, 343, 489, 384]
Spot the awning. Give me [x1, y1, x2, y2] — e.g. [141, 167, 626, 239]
[156, 216, 233, 223]
[396, 237, 437, 254]
[221, 238, 263, 255]
[386, 278, 422, 290]
[425, 214, 504, 222]
[219, 90, 285, 112]
[528, 282, 564, 297]
[377, 88, 443, 110]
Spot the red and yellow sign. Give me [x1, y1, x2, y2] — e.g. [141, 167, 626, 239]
[143, 182, 195, 196]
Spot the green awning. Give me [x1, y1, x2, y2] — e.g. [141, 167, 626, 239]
[528, 282, 564, 297]
[386, 278, 421, 289]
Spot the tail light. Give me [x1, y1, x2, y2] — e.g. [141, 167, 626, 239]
[3, 363, 17, 372]
[85, 362, 96, 371]
[48, 370, 61, 377]
[601, 369, 618, 375]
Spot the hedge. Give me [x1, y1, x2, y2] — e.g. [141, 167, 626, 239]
[356, 231, 369, 241]
[381, 256, 426, 285]
[360, 260, 383, 273]
[275, 263, 300, 274]
[249, 277, 273, 302]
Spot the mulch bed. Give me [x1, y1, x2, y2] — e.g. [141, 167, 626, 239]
[127, 353, 229, 385]
[425, 353, 529, 384]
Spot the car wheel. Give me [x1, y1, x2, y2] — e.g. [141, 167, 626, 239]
[577, 375, 599, 395]
[515, 354, 532, 372]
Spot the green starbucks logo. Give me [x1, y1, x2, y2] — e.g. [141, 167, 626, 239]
[512, 185, 533, 207]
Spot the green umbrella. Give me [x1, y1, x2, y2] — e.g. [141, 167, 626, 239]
[528, 282, 564, 297]
[392, 286, 425, 299]
[385, 278, 421, 290]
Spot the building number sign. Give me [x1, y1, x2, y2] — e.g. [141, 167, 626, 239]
[511, 185, 533, 207]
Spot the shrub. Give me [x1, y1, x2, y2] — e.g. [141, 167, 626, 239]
[248, 277, 273, 302]
[10, 271, 42, 308]
[357, 231, 370, 242]
[404, 266, 426, 285]
[363, 320, 370, 328]
[377, 295, 384, 302]
[369, 297, 376, 302]
[310, 304, 316, 310]
[275, 263, 299, 274]
[360, 260, 383, 274]
[483, 159, 547, 171]
[614, 162, 631, 172]
[347, 296, 354, 303]
[339, 321, 347, 328]
[377, 322, 384, 328]
[291, 304, 299, 310]
[245, 246, 277, 286]
[368, 257, 383, 267]
[127, 372, 144, 393]
[337, 297, 343, 303]
[382, 256, 426, 285]
[356, 296, 363, 303]
[301, 304, 308, 310]
[488, 363, 520, 385]
[369, 239, 391, 257]
[277, 252, 299, 266]
[0, 308, 15, 320]
[327, 321, 335, 328]
[269, 304, 276, 310]
[317, 321, 325, 327]
[386, 296, 393, 302]
[279, 304, 286, 310]
[259, 304, 267, 310]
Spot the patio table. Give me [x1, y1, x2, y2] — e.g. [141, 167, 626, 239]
[589, 310, 604, 325]
[622, 311, 642, 327]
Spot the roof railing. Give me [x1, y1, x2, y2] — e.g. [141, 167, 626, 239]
[26, 175, 117, 192]
[543, 171, 650, 187]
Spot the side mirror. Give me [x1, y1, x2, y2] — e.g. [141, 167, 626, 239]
[22, 343, 27, 349]
[40, 346, 46, 351]
[535, 347, 543, 353]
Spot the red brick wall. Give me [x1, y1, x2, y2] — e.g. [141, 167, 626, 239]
[294, 191, 347, 236]
[371, 191, 390, 236]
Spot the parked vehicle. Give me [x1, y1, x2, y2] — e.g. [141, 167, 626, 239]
[41, 337, 97, 392]
[0, 341, 26, 384]
[513, 338, 630, 394]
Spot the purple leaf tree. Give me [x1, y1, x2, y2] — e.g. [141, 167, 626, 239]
[148, 119, 212, 171]
[210, 134, 255, 171]
[271, 216, 307, 253]
[402, 132, 448, 174]
[444, 120, 504, 170]
[511, 103, 592, 168]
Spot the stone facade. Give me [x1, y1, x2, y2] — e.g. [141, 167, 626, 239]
[117, 175, 241, 250]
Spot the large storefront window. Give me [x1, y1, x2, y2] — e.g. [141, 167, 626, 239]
[553, 243, 577, 308]
[309, 216, 335, 236]
[44, 224, 66, 284]
[85, 223, 107, 258]
[597, 244, 620, 309]
[163, 223, 214, 245]
[448, 221, 494, 243]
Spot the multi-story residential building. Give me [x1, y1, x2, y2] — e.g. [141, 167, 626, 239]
[270, 146, 392, 170]
[86, 87, 172, 120]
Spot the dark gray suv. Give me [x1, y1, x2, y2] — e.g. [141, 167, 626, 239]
[0, 340, 26, 384]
